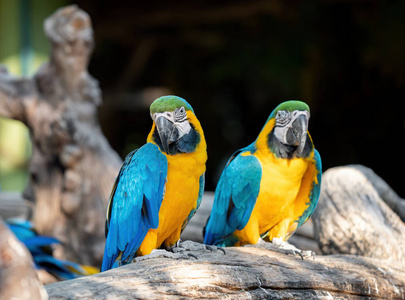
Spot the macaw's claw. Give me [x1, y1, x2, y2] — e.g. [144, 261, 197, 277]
[285, 249, 315, 260]
[187, 253, 198, 260]
[271, 237, 316, 260]
[132, 240, 226, 263]
[205, 244, 226, 255]
[169, 240, 226, 257]
[132, 249, 195, 263]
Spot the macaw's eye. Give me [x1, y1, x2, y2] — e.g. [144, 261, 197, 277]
[175, 107, 187, 122]
[277, 110, 287, 120]
[276, 110, 290, 126]
[277, 111, 286, 118]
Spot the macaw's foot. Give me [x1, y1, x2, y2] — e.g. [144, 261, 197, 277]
[169, 240, 226, 256]
[132, 249, 196, 263]
[271, 237, 315, 260]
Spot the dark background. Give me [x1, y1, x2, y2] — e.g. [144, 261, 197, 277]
[73, 0, 405, 193]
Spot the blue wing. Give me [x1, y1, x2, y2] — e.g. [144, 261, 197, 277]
[6, 218, 37, 240]
[101, 143, 167, 271]
[204, 145, 262, 246]
[6, 218, 58, 255]
[6, 218, 94, 280]
[297, 149, 322, 227]
[32, 255, 89, 280]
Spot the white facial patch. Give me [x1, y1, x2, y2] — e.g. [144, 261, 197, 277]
[175, 119, 191, 136]
[153, 108, 191, 140]
[273, 110, 309, 144]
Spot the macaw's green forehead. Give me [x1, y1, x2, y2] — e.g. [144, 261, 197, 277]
[269, 100, 310, 119]
[150, 95, 194, 114]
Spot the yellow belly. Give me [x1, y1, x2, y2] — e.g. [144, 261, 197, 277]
[233, 149, 314, 245]
[136, 151, 206, 255]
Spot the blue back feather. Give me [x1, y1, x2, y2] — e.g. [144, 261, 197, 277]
[204, 144, 262, 246]
[101, 143, 168, 271]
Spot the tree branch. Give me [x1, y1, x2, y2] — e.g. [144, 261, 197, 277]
[0, 66, 37, 124]
[45, 243, 405, 299]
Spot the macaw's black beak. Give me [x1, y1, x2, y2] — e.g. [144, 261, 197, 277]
[286, 114, 308, 156]
[294, 114, 308, 156]
[155, 116, 179, 154]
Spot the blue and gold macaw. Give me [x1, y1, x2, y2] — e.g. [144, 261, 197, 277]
[204, 100, 321, 253]
[6, 218, 98, 280]
[101, 95, 207, 271]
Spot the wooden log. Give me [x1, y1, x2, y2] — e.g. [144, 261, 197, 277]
[45, 242, 405, 299]
[0, 219, 47, 300]
[352, 165, 405, 222]
[0, 5, 122, 266]
[312, 165, 405, 261]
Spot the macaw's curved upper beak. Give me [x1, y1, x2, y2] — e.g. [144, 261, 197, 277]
[293, 114, 308, 156]
[155, 116, 179, 154]
[286, 114, 308, 156]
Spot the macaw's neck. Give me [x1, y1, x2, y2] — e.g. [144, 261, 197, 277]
[255, 118, 314, 159]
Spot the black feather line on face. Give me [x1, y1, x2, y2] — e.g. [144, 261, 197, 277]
[152, 123, 200, 155]
[267, 129, 313, 159]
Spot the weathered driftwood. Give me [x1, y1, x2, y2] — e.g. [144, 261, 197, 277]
[353, 165, 405, 222]
[0, 219, 47, 300]
[312, 165, 405, 261]
[0, 5, 122, 266]
[45, 242, 405, 299]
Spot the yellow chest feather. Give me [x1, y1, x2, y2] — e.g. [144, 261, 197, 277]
[252, 148, 311, 230]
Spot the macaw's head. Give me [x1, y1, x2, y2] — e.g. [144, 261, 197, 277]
[266, 100, 313, 159]
[149, 95, 202, 155]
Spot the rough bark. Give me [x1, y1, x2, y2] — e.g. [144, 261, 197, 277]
[312, 165, 405, 261]
[353, 165, 405, 222]
[0, 219, 47, 300]
[0, 5, 122, 266]
[45, 242, 405, 299]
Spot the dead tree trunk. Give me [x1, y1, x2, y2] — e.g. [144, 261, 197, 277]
[45, 242, 405, 299]
[0, 5, 122, 266]
[312, 165, 405, 261]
